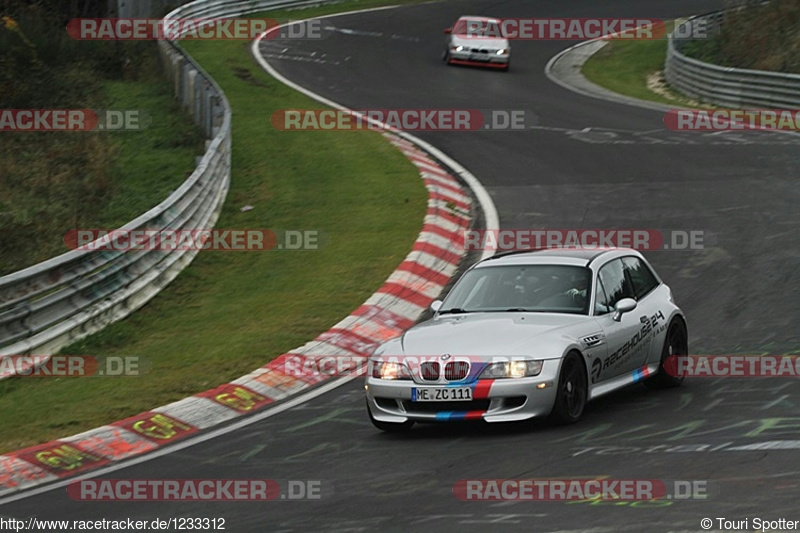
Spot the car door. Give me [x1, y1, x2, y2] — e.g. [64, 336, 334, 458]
[593, 258, 647, 382]
[621, 256, 666, 368]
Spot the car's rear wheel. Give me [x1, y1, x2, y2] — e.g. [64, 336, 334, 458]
[646, 318, 688, 389]
[549, 352, 588, 424]
[367, 400, 414, 432]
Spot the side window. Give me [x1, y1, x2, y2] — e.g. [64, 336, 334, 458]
[597, 259, 634, 310]
[594, 277, 613, 315]
[623, 257, 659, 299]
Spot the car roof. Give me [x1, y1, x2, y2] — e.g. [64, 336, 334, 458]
[457, 16, 501, 23]
[474, 248, 642, 269]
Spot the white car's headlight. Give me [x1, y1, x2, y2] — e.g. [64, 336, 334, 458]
[452, 45, 465, 52]
[496, 48, 508, 55]
[371, 360, 412, 380]
[479, 360, 543, 379]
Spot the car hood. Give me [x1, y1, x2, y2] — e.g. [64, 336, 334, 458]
[396, 313, 592, 358]
[451, 35, 509, 49]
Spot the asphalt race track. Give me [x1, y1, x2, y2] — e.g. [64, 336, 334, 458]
[3, 1, 800, 531]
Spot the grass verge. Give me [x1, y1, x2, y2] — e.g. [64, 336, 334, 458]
[681, 0, 800, 74]
[581, 22, 707, 107]
[0, 64, 202, 276]
[0, 0, 430, 453]
[96, 79, 206, 230]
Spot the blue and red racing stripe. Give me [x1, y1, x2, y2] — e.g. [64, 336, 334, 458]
[432, 379, 494, 421]
[632, 365, 653, 382]
[435, 410, 485, 421]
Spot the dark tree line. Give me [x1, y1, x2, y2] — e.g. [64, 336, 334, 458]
[2, 0, 108, 20]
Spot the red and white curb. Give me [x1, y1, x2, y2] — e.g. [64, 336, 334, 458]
[0, 132, 474, 497]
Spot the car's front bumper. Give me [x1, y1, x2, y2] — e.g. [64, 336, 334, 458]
[365, 359, 559, 423]
[448, 49, 509, 67]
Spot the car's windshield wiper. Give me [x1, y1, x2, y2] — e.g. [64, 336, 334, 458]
[438, 308, 470, 314]
[503, 308, 530, 312]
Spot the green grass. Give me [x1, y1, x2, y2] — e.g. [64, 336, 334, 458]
[98, 79, 205, 228]
[0, 74, 201, 275]
[680, 0, 800, 74]
[581, 22, 705, 107]
[0, 0, 430, 453]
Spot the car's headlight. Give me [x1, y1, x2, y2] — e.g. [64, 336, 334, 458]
[452, 45, 465, 52]
[496, 48, 508, 55]
[371, 360, 412, 380]
[479, 360, 543, 379]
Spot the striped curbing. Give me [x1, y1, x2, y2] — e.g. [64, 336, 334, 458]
[0, 131, 473, 497]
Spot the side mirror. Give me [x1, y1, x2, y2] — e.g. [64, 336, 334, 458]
[430, 300, 443, 313]
[612, 298, 637, 322]
[444, 28, 452, 34]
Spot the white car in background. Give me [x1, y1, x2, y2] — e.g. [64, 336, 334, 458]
[443, 16, 510, 70]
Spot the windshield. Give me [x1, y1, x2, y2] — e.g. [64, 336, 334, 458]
[440, 264, 592, 315]
[452, 19, 504, 38]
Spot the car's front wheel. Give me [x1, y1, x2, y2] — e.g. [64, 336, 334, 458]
[646, 318, 688, 389]
[549, 352, 588, 424]
[367, 401, 414, 432]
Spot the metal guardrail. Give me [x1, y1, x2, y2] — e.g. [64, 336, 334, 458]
[665, 10, 800, 108]
[0, 0, 333, 366]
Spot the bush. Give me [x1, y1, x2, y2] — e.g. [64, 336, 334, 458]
[683, 0, 800, 73]
[0, 0, 189, 275]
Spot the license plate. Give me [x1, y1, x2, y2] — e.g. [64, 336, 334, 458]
[470, 53, 489, 61]
[413, 387, 473, 402]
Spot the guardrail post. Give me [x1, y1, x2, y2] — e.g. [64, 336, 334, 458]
[193, 73, 203, 126]
[171, 54, 184, 98]
[182, 64, 196, 110]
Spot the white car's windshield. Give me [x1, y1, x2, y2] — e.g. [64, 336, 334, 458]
[440, 264, 592, 315]
[452, 19, 504, 38]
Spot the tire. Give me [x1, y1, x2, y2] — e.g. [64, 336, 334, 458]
[443, 50, 452, 64]
[367, 400, 414, 432]
[646, 318, 688, 389]
[549, 352, 588, 424]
